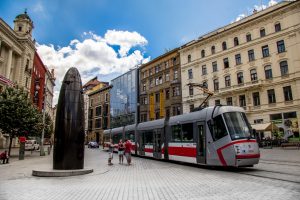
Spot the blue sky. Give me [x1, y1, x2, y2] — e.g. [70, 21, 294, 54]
[0, 0, 280, 103]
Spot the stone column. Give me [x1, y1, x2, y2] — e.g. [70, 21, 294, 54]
[5, 48, 13, 79]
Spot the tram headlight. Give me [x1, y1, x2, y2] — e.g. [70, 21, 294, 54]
[234, 145, 240, 154]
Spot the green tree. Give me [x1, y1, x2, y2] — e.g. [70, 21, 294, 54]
[0, 87, 43, 156]
[44, 112, 54, 139]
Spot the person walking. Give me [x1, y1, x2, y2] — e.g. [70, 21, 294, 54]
[108, 139, 114, 165]
[118, 139, 125, 164]
[0, 150, 9, 164]
[124, 139, 132, 165]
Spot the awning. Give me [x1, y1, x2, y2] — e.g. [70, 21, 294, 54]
[251, 123, 279, 132]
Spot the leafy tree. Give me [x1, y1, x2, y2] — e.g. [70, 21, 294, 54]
[0, 87, 43, 156]
[44, 112, 54, 139]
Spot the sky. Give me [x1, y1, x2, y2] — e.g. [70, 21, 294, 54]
[0, 0, 280, 104]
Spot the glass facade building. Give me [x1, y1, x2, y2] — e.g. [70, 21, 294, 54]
[110, 68, 139, 128]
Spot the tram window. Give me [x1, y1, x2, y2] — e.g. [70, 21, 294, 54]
[125, 131, 135, 142]
[182, 123, 194, 142]
[223, 112, 253, 140]
[208, 115, 228, 141]
[144, 131, 153, 145]
[171, 125, 182, 142]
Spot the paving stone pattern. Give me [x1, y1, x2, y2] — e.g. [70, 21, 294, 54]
[0, 147, 299, 200]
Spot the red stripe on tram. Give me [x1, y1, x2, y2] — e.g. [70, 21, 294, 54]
[236, 154, 260, 159]
[168, 147, 197, 157]
[217, 139, 257, 166]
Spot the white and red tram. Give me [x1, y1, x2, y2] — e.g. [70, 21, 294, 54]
[104, 106, 260, 167]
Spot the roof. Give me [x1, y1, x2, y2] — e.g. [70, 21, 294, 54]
[15, 11, 32, 23]
[251, 123, 279, 132]
[82, 77, 101, 88]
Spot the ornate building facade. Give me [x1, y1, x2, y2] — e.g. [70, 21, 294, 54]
[87, 83, 112, 144]
[180, 1, 300, 137]
[0, 11, 35, 92]
[139, 48, 182, 121]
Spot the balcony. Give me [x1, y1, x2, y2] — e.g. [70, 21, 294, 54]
[219, 79, 264, 96]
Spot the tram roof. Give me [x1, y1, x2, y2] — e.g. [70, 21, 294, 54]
[103, 129, 111, 134]
[124, 124, 136, 132]
[111, 127, 124, 134]
[137, 119, 165, 131]
[168, 109, 208, 126]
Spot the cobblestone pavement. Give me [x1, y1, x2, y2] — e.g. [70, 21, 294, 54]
[0, 147, 299, 200]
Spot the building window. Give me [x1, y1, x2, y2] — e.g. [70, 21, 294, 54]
[211, 46, 216, 54]
[149, 69, 152, 76]
[277, 40, 285, 53]
[188, 54, 191, 63]
[226, 97, 232, 106]
[105, 93, 108, 102]
[174, 70, 178, 80]
[201, 50, 205, 58]
[89, 108, 93, 119]
[246, 33, 252, 42]
[173, 86, 180, 96]
[234, 37, 239, 46]
[165, 61, 169, 68]
[202, 81, 208, 89]
[283, 86, 293, 101]
[142, 83, 146, 91]
[149, 79, 153, 88]
[18, 26, 22, 31]
[237, 72, 244, 84]
[96, 106, 102, 116]
[280, 61, 288, 76]
[173, 106, 181, 116]
[189, 104, 194, 112]
[239, 95, 246, 108]
[202, 65, 207, 75]
[252, 92, 260, 106]
[222, 41, 227, 50]
[165, 72, 170, 81]
[254, 119, 264, 124]
[223, 58, 229, 68]
[215, 99, 221, 105]
[225, 75, 231, 87]
[155, 111, 160, 119]
[262, 45, 269, 57]
[189, 85, 194, 96]
[159, 76, 163, 84]
[155, 93, 160, 103]
[264, 65, 273, 79]
[95, 118, 102, 128]
[267, 89, 276, 104]
[188, 69, 193, 79]
[166, 89, 170, 100]
[260, 28, 266, 37]
[250, 69, 257, 81]
[213, 79, 219, 91]
[275, 22, 281, 32]
[90, 99, 94, 106]
[235, 54, 241, 65]
[248, 49, 255, 61]
[173, 57, 177, 66]
[212, 61, 218, 72]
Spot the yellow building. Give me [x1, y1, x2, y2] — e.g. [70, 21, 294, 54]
[180, 1, 300, 137]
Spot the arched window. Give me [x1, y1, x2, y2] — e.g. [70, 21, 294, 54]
[201, 50, 205, 58]
[222, 41, 227, 50]
[264, 65, 272, 79]
[250, 69, 257, 81]
[187, 54, 191, 63]
[234, 37, 239, 46]
[211, 46, 215, 54]
[237, 72, 244, 84]
[280, 61, 288, 76]
[225, 75, 231, 87]
[202, 81, 208, 89]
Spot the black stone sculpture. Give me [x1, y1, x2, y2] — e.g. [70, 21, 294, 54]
[53, 67, 85, 170]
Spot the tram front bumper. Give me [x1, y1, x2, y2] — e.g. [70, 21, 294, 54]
[235, 154, 260, 167]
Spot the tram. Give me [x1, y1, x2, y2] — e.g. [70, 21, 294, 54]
[103, 105, 260, 167]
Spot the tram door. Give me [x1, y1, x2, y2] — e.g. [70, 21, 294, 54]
[153, 129, 162, 159]
[197, 122, 206, 164]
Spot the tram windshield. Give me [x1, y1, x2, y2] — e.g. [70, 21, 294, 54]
[223, 112, 253, 140]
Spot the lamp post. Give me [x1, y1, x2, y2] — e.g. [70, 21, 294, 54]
[40, 77, 48, 156]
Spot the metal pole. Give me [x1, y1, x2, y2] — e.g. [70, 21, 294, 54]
[40, 77, 47, 156]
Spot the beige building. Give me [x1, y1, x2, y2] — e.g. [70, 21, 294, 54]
[87, 83, 112, 144]
[139, 48, 182, 121]
[0, 11, 35, 92]
[180, 1, 300, 138]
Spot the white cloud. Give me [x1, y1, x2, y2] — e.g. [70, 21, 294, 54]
[36, 30, 149, 104]
[234, 0, 278, 22]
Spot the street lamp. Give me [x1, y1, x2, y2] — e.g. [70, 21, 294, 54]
[40, 77, 48, 156]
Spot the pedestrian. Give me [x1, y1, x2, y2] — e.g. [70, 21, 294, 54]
[108, 139, 114, 165]
[0, 150, 9, 164]
[118, 139, 125, 164]
[124, 139, 132, 165]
